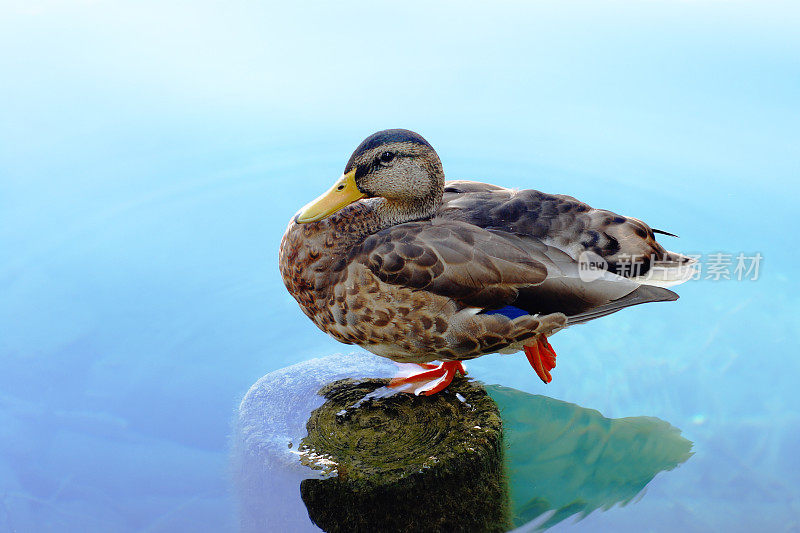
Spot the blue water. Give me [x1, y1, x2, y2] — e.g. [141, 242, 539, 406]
[2, 1, 799, 531]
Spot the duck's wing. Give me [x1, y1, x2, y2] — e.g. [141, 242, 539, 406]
[440, 180, 694, 287]
[356, 218, 548, 309]
[355, 218, 677, 320]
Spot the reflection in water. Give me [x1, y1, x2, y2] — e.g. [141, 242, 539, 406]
[234, 355, 692, 532]
[486, 385, 693, 530]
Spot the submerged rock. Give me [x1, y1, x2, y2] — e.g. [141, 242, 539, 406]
[235, 353, 395, 532]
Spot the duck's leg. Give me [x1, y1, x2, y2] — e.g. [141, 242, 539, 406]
[388, 361, 467, 396]
[524, 335, 557, 384]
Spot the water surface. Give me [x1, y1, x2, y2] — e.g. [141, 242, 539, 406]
[1, 1, 798, 531]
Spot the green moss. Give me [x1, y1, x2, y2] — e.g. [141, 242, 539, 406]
[299, 378, 510, 533]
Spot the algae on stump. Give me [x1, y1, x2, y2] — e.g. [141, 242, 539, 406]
[298, 378, 509, 533]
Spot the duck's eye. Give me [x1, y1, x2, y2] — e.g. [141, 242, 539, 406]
[378, 151, 395, 166]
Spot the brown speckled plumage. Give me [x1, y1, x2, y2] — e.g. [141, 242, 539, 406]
[279, 129, 691, 366]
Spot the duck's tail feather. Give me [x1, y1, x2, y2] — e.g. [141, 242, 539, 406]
[567, 285, 679, 325]
[652, 228, 679, 238]
[630, 251, 697, 288]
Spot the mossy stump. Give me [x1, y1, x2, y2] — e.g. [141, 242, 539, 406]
[298, 377, 509, 533]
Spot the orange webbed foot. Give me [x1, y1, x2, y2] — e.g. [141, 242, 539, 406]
[388, 361, 467, 396]
[524, 335, 557, 384]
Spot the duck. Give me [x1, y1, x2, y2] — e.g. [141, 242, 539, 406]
[279, 129, 694, 395]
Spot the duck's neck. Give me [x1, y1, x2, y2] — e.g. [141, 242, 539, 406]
[289, 195, 442, 260]
[374, 196, 439, 227]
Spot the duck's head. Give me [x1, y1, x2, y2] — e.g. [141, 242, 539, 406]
[296, 129, 444, 224]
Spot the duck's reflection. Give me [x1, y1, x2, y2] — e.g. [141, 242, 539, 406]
[234, 354, 692, 532]
[486, 385, 693, 530]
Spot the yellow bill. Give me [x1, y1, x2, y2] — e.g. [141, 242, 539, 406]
[296, 169, 366, 223]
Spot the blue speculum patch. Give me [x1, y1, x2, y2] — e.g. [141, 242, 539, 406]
[482, 305, 530, 319]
